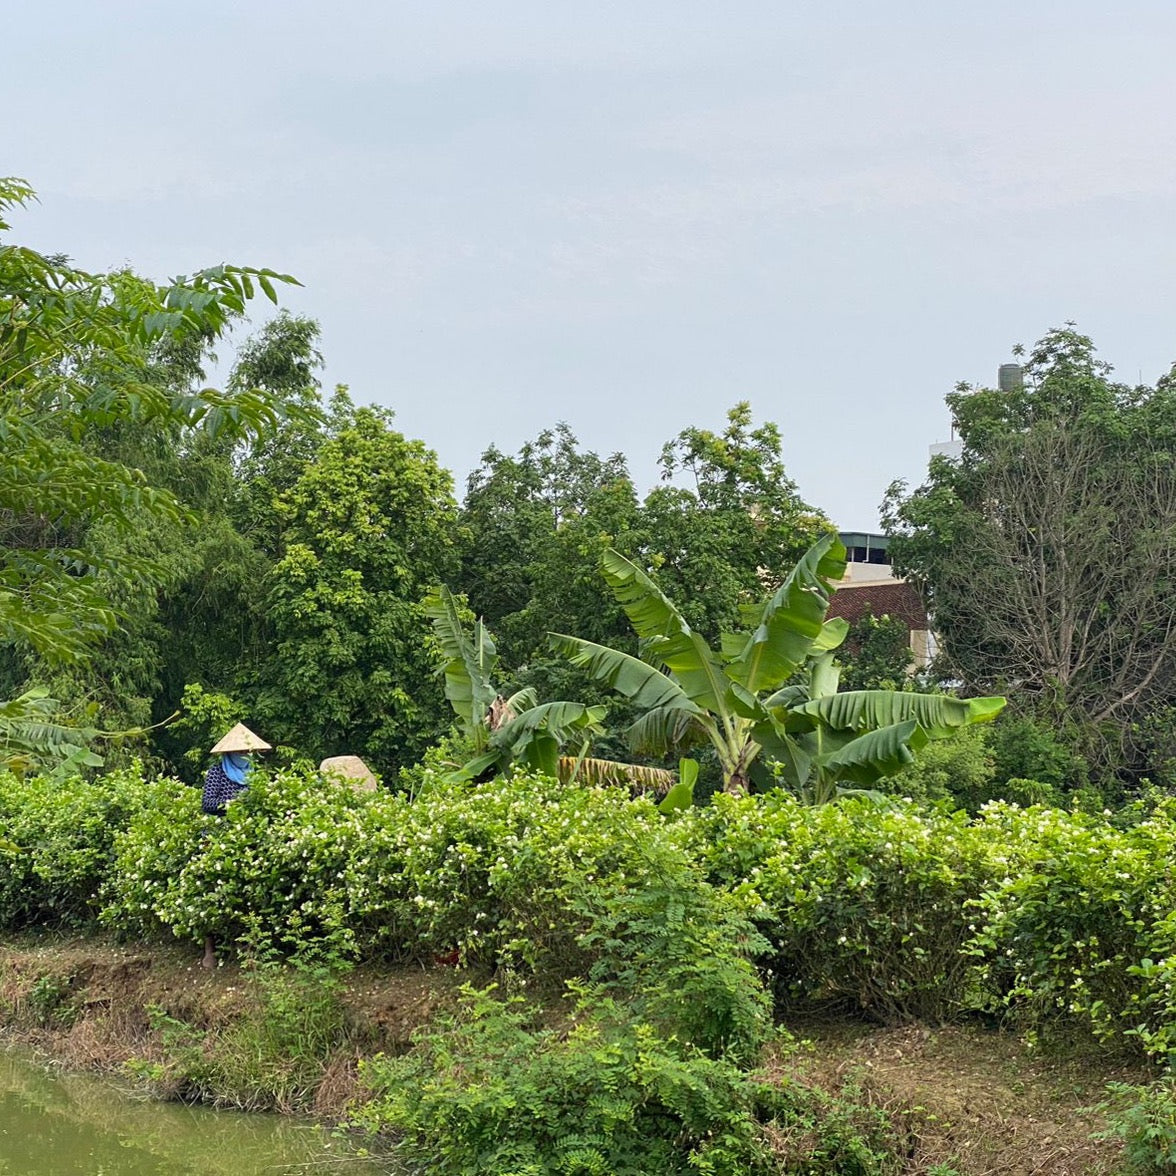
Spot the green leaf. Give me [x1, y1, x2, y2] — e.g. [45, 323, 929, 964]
[752, 721, 813, 790]
[424, 585, 498, 736]
[549, 633, 704, 716]
[658, 758, 699, 813]
[795, 690, 1006, 738]
[812, 616, 850, 652]
[491, 701, 607, 759]
[726, 534, 846, 693]
[624, 706, 708, 757]
[821, 720, 928, 786]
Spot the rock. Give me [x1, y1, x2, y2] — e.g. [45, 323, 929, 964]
[318, 755, 378, 793]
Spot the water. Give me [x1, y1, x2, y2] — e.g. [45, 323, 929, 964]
[0, 1050, 385, 1175]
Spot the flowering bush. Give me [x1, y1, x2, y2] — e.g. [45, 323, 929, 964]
[345, 771, 699, 972]
[0, 764, 151, 929]
[9, 753, 1176, 1066]
[968, 800, 1176, 1057]
[686, 793, 1000, 1022]
[102, 767, 371, 957]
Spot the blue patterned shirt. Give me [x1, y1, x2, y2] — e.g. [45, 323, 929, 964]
[201, 761, 248, 815]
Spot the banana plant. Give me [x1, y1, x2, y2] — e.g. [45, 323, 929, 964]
[550, 534, 1004, 798]
[424, 585, 607, 780]
[0, 687, 104, 779]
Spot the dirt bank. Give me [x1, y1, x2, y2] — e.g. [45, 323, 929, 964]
[0, 932, 463, 1117]
[0, 934, 1147, 1172]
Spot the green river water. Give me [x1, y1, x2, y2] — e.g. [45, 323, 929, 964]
[0, 1051, 385, 1175]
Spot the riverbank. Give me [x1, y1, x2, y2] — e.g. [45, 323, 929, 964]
[0, 933, 1147, 1174]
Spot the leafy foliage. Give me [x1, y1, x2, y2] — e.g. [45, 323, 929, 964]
[0, 176, 299, 669]
[839, 610, 915, 691]
[686, 792, 999, 1022]
[884, 325, 1176, 771]
[554, 534, 1003, 797]
[0, 687, 102, 777]
[256, 396, 460, 774]
[0, 763, 147, 929]
[1094, 1079, 1176, 1171]
[353, 986, 782, 1176]
[644, 402, 830, 642]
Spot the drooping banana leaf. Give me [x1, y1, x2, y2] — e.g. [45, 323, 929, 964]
[491, 701, 608, 756]
[625, 705, 710, 757]
[557, 756, 677, 793]
[725, 533, 847, 694]
[549, 634, 705, 716]
[794, 690, 1006, 738]
[820, 720, 928, 787]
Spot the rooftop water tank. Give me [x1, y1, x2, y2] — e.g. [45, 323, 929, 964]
[998, 363, 1024, 392]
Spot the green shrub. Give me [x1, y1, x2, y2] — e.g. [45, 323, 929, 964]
[968, 801, 1176, 1054]
[888, 724, 994, 806]
[343, 771, 698, 972]
[986, 713, 1088, 793]
[103, 766, 370, 958]
[572, 851, 771, 1064]
[353, 985, 905, 1176]
[0, 763, 151, 930]
[892, 726, 1063, 811]
[689, 793, 996, 1022]
[1092, 1079, 1176, 1172]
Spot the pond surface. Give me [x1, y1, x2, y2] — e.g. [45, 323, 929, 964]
[0, 1050, 385, 1175]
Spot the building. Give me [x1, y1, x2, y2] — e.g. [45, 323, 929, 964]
[830, 532, 935, 669]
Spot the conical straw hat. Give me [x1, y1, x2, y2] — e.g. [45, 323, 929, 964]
[209, 723, 272, 754]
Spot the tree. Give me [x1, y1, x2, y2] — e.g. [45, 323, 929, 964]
[458, 424, 640, 670]
[0, 176, 298, 765]
[839, 610, 915, 691]
[148, 313, 328, 758]
[642, 403, 831, 641]
[883, 326, 1176, 763]
[0, 178, 297, 662]
[552, 535, 1003, 797]
[256, 395, 460, 774]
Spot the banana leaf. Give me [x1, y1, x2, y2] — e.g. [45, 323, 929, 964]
[794, 690, 1006, 738]
[725, 533, 847, 693]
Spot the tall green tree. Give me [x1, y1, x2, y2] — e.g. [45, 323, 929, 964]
[642, 403, 831, 642]
[256, 394, 460, 773]
[883, 325, 1176, 763]
[149, 313, 328, 748]
[458, 424, 640, 669]
[0, 176, 298, 765]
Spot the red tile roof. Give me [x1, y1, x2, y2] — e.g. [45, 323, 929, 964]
[827, 580, 928, 630]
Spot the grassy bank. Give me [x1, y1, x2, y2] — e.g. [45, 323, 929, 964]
[0, 935, 1149, 1174]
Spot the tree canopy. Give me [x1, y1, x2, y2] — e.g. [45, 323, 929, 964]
[884, 325, 1176, 765]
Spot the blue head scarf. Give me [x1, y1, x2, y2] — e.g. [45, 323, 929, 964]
[221, 752, 251, 786]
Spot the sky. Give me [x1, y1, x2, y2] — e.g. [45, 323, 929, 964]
[7, 1, 1176, 529]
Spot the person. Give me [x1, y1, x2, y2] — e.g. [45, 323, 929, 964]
[200, 722, 271, 814]
[199, 722, 271, 968]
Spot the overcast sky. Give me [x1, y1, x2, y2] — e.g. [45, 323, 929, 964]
[7, 2, 1176, 529]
